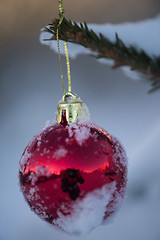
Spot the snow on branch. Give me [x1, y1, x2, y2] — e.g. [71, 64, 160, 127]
[41, 16, 160, 92]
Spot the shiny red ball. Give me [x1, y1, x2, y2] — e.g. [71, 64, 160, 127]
[19, 121, 127, 234]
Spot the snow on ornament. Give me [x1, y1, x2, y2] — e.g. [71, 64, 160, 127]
[19, 91, 127, 235]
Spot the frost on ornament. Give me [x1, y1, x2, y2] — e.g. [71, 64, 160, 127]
[53, 181, 116, 235]
[19, 119, 127, 235]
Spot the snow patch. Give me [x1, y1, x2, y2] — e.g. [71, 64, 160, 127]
[53, 182, 116, 235]
[20, 151, 32, 172]
[112, 136, 128, 168]
[28, 172, 38, 185]
[77, 102, 90, 122]
[40, 15, 160, 58]
[26, 186, 40, 201]
[40, 15, 160, 81]
[67, 123, 91, 146]
[40, 29, 92, 59]
[37, 136, 42, 150]
[40, 147, 50, 156]
[35, 166, 51, 176]
[74, 125, 90, 146]
[102, 190, 123, 225]
[53, 147, 68, 160]
[29, 166, 52, 185]
[34, 203, 49, 219]
[121, 66, 144, 81]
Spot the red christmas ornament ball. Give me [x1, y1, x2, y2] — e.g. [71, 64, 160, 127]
[19, 121, 127, 234]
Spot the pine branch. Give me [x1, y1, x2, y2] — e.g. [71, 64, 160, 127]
[43, 17, 160, 92]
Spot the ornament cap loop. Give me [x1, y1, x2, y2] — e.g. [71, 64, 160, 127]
[56, 92, 84, 123]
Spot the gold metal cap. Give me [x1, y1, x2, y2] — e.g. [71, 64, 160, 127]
[56, 92, 84, 123]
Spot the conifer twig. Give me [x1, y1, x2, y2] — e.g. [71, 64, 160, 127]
[43, 17, 160, 92]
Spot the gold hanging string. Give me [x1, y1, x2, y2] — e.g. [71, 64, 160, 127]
[57, 0, 72, 94]
[56, 28, 65, 95]
[64, 41, 71, 92]
[56, 0, 65, 95]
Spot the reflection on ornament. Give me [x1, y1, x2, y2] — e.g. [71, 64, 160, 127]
[61, 168, 84, 200]
[19, 92, 127, 235]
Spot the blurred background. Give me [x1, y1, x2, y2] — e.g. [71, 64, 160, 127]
[0, 0, 160, 240]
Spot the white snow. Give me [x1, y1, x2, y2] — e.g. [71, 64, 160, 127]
[40, 15, 160, 58]
[53, 182, 116, 235]
[26, 186, 40, 201]
[40, 14, 160, 81]
[37, 136, 42, 149]
[39, 147, 50, 156]
[35, 166, 51, 176]
[29, 166, 52, 185]
[53, 147, 68, 160]
[112, 136, 128, 168]
[121, 66, 145, 81]
[74, 125, 90, 146]
[67, 123, 91, 146]
[102, 189, 124, 225]
[28, 171, 39, 185]
[20, 151, 32, 172]
[77, 102, 90, 122]
[34, 203, 49, 219]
